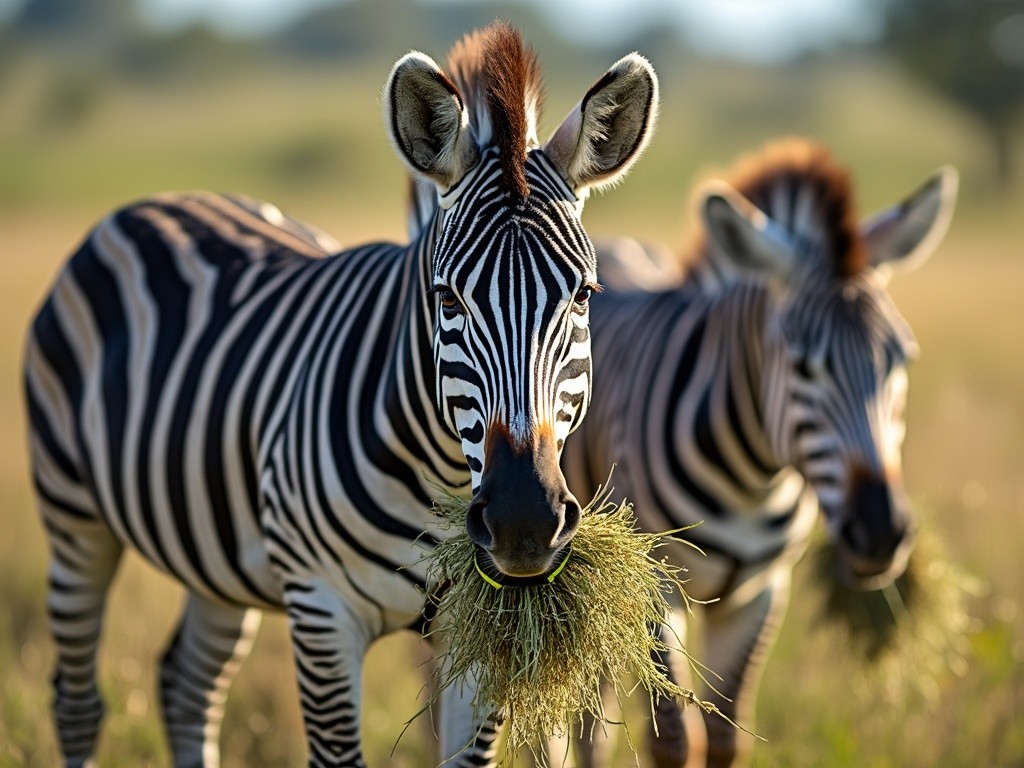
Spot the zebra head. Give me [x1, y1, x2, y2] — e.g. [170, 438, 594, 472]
[384, 24, 658, 579]
[700, 158, 957, 589]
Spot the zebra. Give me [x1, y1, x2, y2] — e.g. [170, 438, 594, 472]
[559, 139, 958, 768]
[23, 23, 659, 768]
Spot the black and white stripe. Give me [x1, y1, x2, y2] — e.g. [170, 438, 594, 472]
[25, 25, 659, 768]
[563, 151, 958, 767]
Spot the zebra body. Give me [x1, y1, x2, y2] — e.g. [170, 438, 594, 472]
[25, 24, 659, 768]
[565, 280, 816, 598]
[562, 140, 958, 767]
[30, 191, 446, 610]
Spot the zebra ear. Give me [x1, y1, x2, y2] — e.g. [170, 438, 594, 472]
[861, 166, 958, 274]
[384, 52, 480, 192]
[545, 53, 659, 195]
[699, 181, 798, 284]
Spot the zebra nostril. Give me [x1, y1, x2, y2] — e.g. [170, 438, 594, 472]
[553, 493, 582, 546]
[841, 518, 870, 555]
[466, 497, 493, 549]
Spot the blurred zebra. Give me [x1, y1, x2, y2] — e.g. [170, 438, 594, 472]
[561, 139, 957, 767]
[23, 23, 658, 768]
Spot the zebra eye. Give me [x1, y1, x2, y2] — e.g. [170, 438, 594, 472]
[572, 286, 593, 314]
[794, 358, 814, 379]
[432, 286, 464, 316]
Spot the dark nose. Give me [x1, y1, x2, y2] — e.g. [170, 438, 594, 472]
[466, 427, 581, 577]
[840, 475, 912, 573]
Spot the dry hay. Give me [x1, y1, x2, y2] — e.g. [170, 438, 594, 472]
[418, 481, 734, 759]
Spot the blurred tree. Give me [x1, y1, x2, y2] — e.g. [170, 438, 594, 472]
[271, 0, 591, 74]
[8, 0, 141, 50]
[883, 0, 1024, 189]
[10, 0, 96, 36]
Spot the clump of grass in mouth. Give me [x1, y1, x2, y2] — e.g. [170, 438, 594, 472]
[417, 481, 737, 759]
[810, 518, 979, 702]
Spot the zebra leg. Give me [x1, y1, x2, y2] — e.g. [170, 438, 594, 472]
[561, 679, 621, 768]
[438, 686, 501, 768]
[283, 580, 372, 767]
[570, 609, 691, 768]
[548, 702, 610, 768]
[45, 515, 124, 768]
[574, 706, 613, 768]
[698, 568, 791, 768]
[647, 608, 694, 768]
[159, 593, 262, 767]
[431, 634, 501, 766]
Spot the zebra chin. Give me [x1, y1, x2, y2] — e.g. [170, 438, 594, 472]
[834, 544, 914, 591]
[832, 519, 917, 592]
[473, 544, 573, 586]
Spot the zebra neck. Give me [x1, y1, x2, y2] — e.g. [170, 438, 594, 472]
[688, 285, 789, 498]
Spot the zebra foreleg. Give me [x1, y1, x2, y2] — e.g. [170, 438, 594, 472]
[430, 633, 502, 767]
[646, 608, 697, 768]
[544, 706, 610, 768]
[568, 609, 693, 768]
[283, 580, 372, 768]
[576, 706, 614, 768]
[158, 593, 262, 767]
[698, 568, 791, 768]
[44, 513, 123, 768]
[441, 703, 501, 768]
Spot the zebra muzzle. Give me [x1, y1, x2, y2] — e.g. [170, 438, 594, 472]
[835, 473, 916, 589]
[466, 426, 582, 578]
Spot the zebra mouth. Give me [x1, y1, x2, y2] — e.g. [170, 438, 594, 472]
[834, 550, 905, 591]
[473, 545, 572, 588]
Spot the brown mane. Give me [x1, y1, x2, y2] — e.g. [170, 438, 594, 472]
[447, 22, 543, 198]
[687, 138, 867, 277]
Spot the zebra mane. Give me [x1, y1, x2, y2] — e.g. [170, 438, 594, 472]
[690, 138, 867, 278]
[446, 22, 544, 198]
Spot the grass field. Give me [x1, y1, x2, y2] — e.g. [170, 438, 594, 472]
[0, 47, 1021, 767]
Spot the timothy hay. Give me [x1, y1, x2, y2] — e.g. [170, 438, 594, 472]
[810, 520, 978, 702]
[420, 483, 726, 757]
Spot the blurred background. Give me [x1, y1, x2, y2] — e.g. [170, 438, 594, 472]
[0, 0, 1021, 765]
